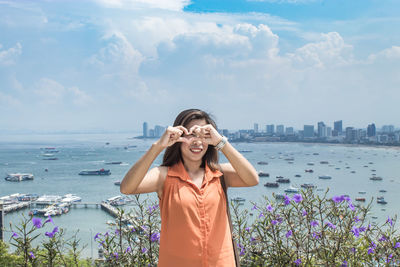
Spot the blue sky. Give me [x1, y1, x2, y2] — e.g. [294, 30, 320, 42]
[1, 0, 399, 133]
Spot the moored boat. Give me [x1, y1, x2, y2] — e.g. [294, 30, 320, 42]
[264, 182, 279, 188]
[5, 173, 34, 182]
[276, 178, 290, 183]
[370, 176, 383, 181]
[257, 161, 268, 165]
[284, 186, 299, 193]
[319, 175, 332, 179]
[258, 172, 270, 177]
[79, 168, 111, 176]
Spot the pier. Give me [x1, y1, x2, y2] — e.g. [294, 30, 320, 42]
[100, 202, 137, 225]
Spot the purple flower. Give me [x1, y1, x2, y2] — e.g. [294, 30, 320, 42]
[271, 220, 278, 225]
[284, 195, 291, 205]
[379, 235, 387, 242]
[32, 217, 42, 228]
[294, 258, 301, 266]
[259, 213, 265, 218]
[350, 247, 356, 253]
[115, 229, 120, 235]
[286, 230, 292, 238]
[113, 252, 118, 260]
[293, 194, 303, 203]
[245, 227, 250, 232]
[354, 216, 360, 222]
[387, 216, 393, 226]
[325, 221, 336, 229]
[343, 195, 351, 202]
[302, 210, 308, 216]
[367, 247, 374, 255]
[94, 233, 101, 241]
[312, 232, 320, 239]
[332, 195, 344, 203]
[12, 232, 18, 238]
[29, 251, 35, 259]
[125, 246, 131, 253]
[250, 236, 256, 242]
[251, 205, 258, 211]
[141, 247, 147, 253]
[239, 246, 245, 256]
[386, 254, 393, 263]
[266, 204, 274, 212]
[352, 227, 360, 237]
[45, 226, 59, 238]
[310, 221, 319, 227]
[45, 216, 54, 224]
[341, 260, 348, 267]
[150, 232, 160, 242]
[394, 242, 400, 249]
[348, 203, 355, 211]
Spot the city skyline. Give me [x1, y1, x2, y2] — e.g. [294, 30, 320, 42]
[1, 1, 400, 133]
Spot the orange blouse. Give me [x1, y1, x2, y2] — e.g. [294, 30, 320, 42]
[158, 161, 235, 267]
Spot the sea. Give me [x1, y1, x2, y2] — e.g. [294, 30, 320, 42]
[1, 133, 400, 258]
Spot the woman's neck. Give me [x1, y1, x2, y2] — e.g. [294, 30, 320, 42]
[182, 159, 203, 173]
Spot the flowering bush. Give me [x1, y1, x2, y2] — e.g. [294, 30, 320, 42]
[3, 189, 400, 266]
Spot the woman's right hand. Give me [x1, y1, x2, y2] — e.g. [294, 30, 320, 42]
[155, 126, 189, 149]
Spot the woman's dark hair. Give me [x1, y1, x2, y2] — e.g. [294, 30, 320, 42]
[161, 109, 219, 171]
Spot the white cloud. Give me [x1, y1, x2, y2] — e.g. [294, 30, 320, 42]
[34, 78, 93, 106]
[0, 42, 22, 65]
[287, 32, 354, 68]
[93, 0, 190, 11]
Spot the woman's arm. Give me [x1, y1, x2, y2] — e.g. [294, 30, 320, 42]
[220, 142, 259, 187]
[120, 126, 188, 196]
[190, 125, 259, 188]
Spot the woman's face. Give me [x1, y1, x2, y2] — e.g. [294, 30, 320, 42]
[180, 119, 209, 164]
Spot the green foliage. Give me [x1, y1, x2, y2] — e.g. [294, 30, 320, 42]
[2, 190, 400, 266]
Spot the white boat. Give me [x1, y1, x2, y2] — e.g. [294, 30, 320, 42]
[5, 173, 34, 182]
[319, 175, 332, 179]
[284, 186, 299, 193]
[61, 194, 82, 203]
[35, 195, 62, 205]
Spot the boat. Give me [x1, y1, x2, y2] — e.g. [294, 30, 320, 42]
[264, 182, 279, 188]
[79, 168, 111, 175]
[232, 197, 246, 203]
[307, 162, 315, 166]
[335, 167, 340, 170]
[61, 194, 82, 204]
[258, 172, 270, 177]
[257, 161, 268, 165]
[371, 169, 376, 172]
[284, 187, 299, 193]
[379, 189, 387, 193]
[370, 176, 383, 181]
[358, 191, 366, 194]
[301, 183, 316, 189]
[319, 175, 332, 179]
[239, 150, 252, 153]
[305, 169, 314, 173]
[5, 173, 34, 182]
[276, 176, 284, 179]
[320, 161, 329, 164]
[351, 171, 356, 173]
[377, 199, 387, 204]
[35, 195, 62, 205]
[105, 162, 123, 165]
[114, 181, 121, 185]
[284, 158, 294, 161]
[17, 194, 39, 201]
[276, 178, 290, 183]
[313, 153, 319, 155]
[355, 198, 366, 202]
[294, 174, 301, 177]
[42, 157, 58, 160]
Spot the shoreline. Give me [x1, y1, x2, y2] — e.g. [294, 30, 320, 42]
[232, 141, 400, 151]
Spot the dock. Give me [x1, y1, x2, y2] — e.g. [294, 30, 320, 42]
[3, 202, 31, 214]
[100, 202, 137, 225]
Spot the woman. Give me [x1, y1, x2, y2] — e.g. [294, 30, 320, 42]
[120, 109, 259, 267]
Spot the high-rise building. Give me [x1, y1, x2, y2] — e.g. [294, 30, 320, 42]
[154, 125, 165, 138]
[266, 124, 275, 135]
[285, 127, 294, 135]
[143, 122, 148, 137]
[254, 123, 259, 133]
[334, 120, 343, 134]
[276, 125, 284, 135]
[367, 123, 376, 137]
[326, 127, 332, 137]
[382, 125, 395, 133]
[318, 122, 327, 138]
[303, 125, 314, 138]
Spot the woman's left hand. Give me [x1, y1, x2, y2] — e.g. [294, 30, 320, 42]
[188, 124, 223, 146]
